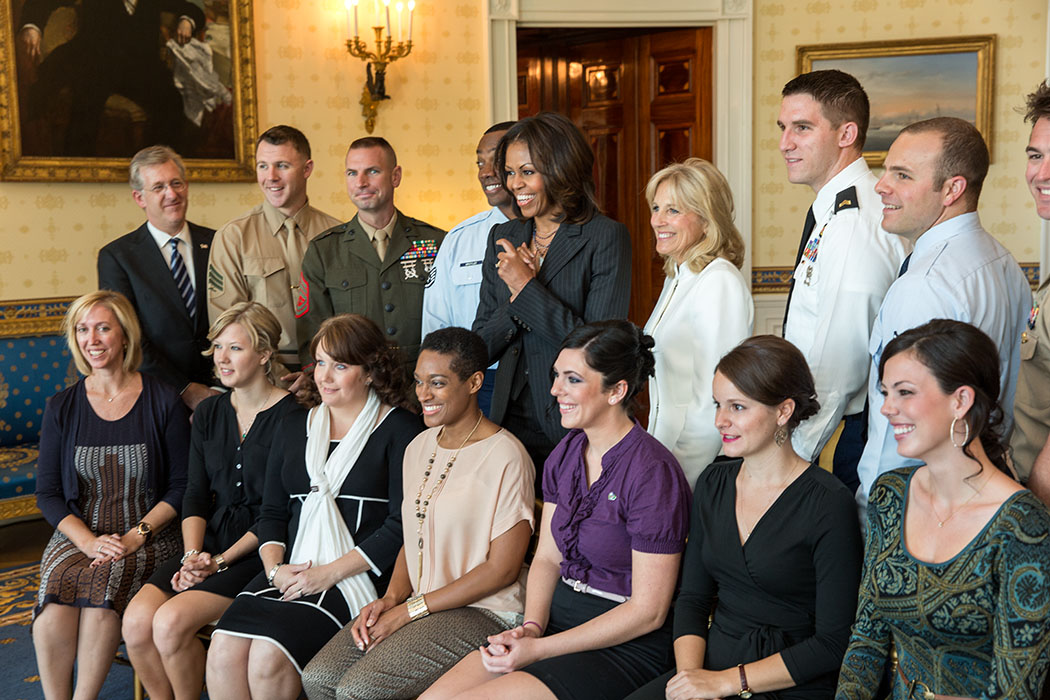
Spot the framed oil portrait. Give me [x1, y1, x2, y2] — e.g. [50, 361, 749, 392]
[0, 0, 257, 182]
[797, 35, 995, 167]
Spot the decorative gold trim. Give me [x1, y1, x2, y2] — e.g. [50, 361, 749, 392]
[0, 296, 75, 338]
[797, 35, 996, 168]
[0, 494, 39, 521]
[0, 0, 258, 182]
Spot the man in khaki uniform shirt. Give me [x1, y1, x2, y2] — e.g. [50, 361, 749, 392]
[1013, 82, 1050, 504]
[296, 136, 445, 379]
[207, 125, 341, 371]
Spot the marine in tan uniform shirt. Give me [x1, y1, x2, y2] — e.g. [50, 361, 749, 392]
[207, 126, 341, 369]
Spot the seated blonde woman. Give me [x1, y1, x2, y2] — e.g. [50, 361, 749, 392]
[643, 157, 753, 485]
[33, 290, 188, 700]
[301, 327, 535, 699]
[122, 302, 297, 700]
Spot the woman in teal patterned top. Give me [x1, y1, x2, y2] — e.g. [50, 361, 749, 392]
[836, 319, 1050, 700]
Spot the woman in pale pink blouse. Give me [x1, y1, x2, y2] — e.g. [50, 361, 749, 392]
[300, 327, 536, 700]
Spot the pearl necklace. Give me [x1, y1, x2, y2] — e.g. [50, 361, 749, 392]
[414, 412, 484, 580]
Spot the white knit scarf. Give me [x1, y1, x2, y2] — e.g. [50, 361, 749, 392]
[289, 390, 381, 615]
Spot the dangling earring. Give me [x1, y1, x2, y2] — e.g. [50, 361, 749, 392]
[950, 416, 969, 448]
[774, 425, 788, 447]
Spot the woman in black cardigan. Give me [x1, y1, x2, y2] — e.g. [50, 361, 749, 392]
[472, 112, 632, 493]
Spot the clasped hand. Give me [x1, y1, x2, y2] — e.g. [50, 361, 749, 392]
[85, 532, 128, 568]
[496, 238, 538, 298]
[276, 560, 336, 601]
[664, 668, 735, 700]
[350, 597, 411, 651]
[171, 551, 220, 592]
[479, 623, 544, 674]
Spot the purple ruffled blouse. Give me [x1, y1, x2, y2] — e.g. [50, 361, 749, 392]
[543, 421, 691, 598]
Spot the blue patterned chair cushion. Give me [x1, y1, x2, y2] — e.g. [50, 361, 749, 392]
[0, 336, 76, 448]
[0, 444, 38, 501]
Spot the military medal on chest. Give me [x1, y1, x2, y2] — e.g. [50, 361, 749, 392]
[398, 239, 438, 280]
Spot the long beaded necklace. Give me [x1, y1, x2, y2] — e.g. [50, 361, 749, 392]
[415, 411, 484, 580]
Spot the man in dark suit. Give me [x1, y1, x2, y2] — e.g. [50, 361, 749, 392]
[98, 145, 217, 410]
[17, 0, 206, 156]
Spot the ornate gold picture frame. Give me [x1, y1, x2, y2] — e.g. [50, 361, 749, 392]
[0, 0, 257, 182]
[797, 35, 995, 167]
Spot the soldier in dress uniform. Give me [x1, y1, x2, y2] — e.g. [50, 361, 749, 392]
[777, 69, 910, 493]
[295, 136, 446, 385]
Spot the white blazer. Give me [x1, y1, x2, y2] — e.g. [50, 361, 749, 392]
[644, 257, 754, 486]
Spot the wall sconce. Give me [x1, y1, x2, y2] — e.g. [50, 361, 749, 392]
[345, 0, 415, 134]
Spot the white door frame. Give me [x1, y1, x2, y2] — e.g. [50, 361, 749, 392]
[486, 0, 754, 277]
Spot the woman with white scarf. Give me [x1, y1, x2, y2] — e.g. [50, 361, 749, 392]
[207, 314, 422, 700]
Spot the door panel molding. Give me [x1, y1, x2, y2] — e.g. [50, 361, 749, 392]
[488, 0, 754, 280]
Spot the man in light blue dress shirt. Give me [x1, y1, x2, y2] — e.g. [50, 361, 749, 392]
[855, 117, 1032, 515]
[421, 121, 516, 414]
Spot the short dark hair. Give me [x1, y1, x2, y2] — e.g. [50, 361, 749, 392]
[899, 117, 988, 207]
[782, 69, 870, 150]
[715, 335, 819, 432]
[257, 125, 311, 159]
[496, 112, 599, 225]
[309, 313, 411, 410]
[486, 121, 516, 135]
[559, 320, 654, 415]
[420, 327, 488, 380]
[879, 319, 1008, 475]
[1025, 81, 1050, 125]
[349, 136, 397, 166]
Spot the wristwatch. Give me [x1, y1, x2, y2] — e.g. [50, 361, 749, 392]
[267, 563, 283, 585]
[737, 664, 753, 698]
[136, 521, 153, 544]
[406, 594, 430, 620]
[213, 554, 229, 573]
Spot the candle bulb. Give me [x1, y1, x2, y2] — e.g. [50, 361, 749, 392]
[384, 0, 392, 38]
[345, 0, 357, 38]
[408, 0, 414, 42]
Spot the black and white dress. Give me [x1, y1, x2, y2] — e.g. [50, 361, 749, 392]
[212, 407, 421, 672]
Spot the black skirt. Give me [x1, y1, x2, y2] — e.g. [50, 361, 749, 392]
[521, 582, 674, 700]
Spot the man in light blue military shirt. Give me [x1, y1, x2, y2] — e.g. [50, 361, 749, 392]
[421, 122, 516, 414]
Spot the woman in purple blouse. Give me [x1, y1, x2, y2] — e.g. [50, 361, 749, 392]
[421, 320, 691, 700]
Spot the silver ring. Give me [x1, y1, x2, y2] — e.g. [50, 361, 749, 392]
[97, 544, 103, 552]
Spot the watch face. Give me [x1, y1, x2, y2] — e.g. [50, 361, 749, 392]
[739, 692, 753, 699]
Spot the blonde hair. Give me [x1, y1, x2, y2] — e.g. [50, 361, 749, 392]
[63, 291, 143, 376]
[202, 302, 282, 384]
[645, 158, 745, 277]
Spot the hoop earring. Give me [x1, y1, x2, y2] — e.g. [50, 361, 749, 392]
[950, 417, 970, 448]
[774, 425, 788, 448]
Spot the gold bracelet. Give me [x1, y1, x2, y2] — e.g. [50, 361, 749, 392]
[214, 554, 229, 573]
[406, 594, 430, 620]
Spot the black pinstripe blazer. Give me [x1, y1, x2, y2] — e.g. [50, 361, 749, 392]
[472, 214, 632, 444]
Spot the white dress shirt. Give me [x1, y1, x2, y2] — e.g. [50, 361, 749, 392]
[147, 221, 195, 290]
[644, 257, 754, 486]
[422, 206, 508, 366]
[785, 158, 911, 462]
[855, 212, 1032, 513]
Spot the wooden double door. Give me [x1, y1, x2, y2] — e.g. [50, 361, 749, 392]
[517, 27, 713, 325]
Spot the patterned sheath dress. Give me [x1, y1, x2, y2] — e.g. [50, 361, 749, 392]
[35, 380, 181, 617]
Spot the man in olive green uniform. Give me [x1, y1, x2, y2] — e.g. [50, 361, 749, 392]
[1013, 82, 1050, 504]
[208, 125, 341, 372]
[295, 136, 446, 377]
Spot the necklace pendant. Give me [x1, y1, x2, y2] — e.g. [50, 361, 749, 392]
[938, 521, 944, 528]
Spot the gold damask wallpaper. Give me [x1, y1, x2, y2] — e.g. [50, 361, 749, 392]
[0, 0, 1046, 297]
[0, 0, 492, 299]
[752, 0, 1048, 267]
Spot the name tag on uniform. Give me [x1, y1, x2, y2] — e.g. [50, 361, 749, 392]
[452, 259, 484, 286]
